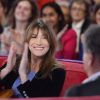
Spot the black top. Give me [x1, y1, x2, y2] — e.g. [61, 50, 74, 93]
[0, 68, 66, 98]
[65, 77, 100, 97]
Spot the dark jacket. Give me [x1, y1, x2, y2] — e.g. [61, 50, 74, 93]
[65, 77, 100, 96]
[0, 68, 66, 98]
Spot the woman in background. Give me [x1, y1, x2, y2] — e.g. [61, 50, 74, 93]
[1, 0, 38, 55]
[41, 2, 77, 59]
[0, 19, 65, 98]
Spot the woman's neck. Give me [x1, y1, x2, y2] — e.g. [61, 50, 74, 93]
[31, 56, 42, 73]
[15, 21, 28, 34]
[54, 25, 59, 34]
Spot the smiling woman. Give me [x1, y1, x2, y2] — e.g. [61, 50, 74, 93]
[28, 28, 50, 58]
[0, 19, 66, 98]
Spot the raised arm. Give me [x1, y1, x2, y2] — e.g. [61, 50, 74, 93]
[0, 42, 17, 79]
[18, 43, 29, 84]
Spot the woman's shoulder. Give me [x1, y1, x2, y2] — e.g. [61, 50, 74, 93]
[66, 28, 76, 36]
[51, 67, 66, 76]
[62, 28, 76, 38]
[49, 67, 66, 82]
[62, 28, 77, 41]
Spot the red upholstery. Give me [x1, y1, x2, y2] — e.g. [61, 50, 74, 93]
[38, 0, 55, 9]
[0, 56, 7, 69]
[58, 59, 87, 96]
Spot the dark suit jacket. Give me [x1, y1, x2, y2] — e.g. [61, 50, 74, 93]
[65, 77, 100, 96]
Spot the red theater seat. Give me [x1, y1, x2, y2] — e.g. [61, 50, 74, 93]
[58, 59, 87, 96]
[38, 0, 55, 9]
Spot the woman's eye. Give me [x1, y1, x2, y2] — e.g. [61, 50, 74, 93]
[32, 36, 36, 38]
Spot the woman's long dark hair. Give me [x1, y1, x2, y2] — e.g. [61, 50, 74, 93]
[41, 2, 65, 33]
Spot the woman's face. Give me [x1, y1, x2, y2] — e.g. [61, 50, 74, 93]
[29, 28, 50, 58]
[14, 1, 32, 22]
[71, 2, 86, 22]
[95, 9, 100, 25]
[42, 6, 59, 28]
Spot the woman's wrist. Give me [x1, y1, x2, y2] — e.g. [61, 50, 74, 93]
[0, 68, 11, 79]
[19, 73, 28, 84]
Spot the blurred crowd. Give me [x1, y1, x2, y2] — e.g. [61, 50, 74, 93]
[0, 0, 100, 60]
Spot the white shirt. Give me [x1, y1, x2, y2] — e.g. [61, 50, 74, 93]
[72, 20, 85, 52]
[82, 71, 100, 84]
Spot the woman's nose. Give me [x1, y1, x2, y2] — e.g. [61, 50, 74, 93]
[36, 38, 42, 45]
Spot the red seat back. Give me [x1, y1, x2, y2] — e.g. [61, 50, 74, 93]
[38, 0, 55, 9]
[58, 59, 87, 96]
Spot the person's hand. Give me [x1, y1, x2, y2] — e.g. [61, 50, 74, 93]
[6, 42, 17, 69]
[56, 24, 68, 51]
[18, 43, 29, 83]
[0, 34, 11, 45]
[0, 42, 17, 79]
[57, 24, 68, 41]
[10, 29, 25, 45]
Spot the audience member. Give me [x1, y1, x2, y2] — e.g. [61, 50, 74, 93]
[41, 2, 77, 59]
[69, 0, 91, 60]
[0, 19, 66, 98]
[0, 0, 38, 55]
[65, 25, 100, 96]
